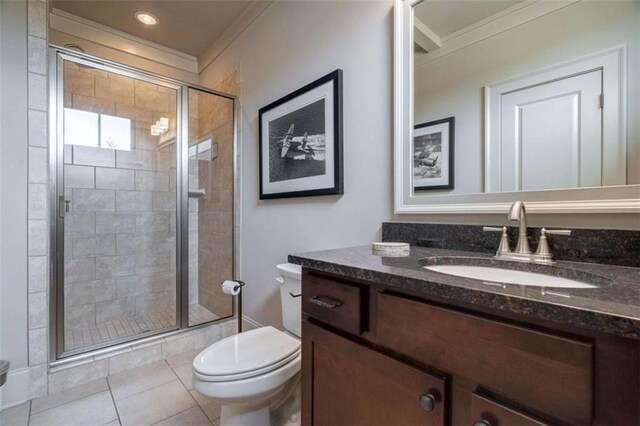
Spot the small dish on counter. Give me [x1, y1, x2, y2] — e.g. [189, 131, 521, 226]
[371, 242, 410, 257]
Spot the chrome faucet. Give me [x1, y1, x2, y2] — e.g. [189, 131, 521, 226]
[483, 201, 571, 265]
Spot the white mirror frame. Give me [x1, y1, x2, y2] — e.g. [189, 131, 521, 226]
[393, 0, 640, 215]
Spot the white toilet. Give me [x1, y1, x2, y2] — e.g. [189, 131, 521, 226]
[192, 263, 302, 426]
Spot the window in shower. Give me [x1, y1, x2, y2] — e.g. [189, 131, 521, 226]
[63, 108, 132, 150]
[52, 50, 236, 359]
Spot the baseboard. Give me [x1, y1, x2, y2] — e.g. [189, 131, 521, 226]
[241, 315, 263, 332]
[0, 367, 29, 410]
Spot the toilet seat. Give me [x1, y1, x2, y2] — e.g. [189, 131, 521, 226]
[193, 326, 301, 382]
[194, 348, 301, 382]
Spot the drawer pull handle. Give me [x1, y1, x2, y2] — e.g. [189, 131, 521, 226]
[419, 394, 436, 412]
[473, 420, 491, 426]
[309, 295, 343, 308]
[289, 292, 301, 298]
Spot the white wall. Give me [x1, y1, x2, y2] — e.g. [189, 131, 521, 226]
[199, 0, 394, 328]
[0, 0, 30, 407]
[414, 0, 640, 194]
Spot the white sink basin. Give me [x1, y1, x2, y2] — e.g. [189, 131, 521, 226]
[425, 265, 597, 289]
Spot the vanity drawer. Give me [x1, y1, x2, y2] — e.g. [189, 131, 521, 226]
[302, 274, 365, 335]
[471, 393, 549, 426]
[375, 292, 593, 424]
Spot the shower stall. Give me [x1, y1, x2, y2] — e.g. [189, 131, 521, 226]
[48, 46, 237, 360]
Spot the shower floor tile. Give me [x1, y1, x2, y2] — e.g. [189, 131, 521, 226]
[189, 303, 219, 326]
[65, 304, 218, 352]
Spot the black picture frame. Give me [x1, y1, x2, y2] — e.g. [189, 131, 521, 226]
[258, 69, 343, 200]
[413, 117, 455, 191]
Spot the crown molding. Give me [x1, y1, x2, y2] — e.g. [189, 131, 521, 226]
[414, 17, 441, 53]
[49, 8, 198, 74]
[415, 0, 581, 68]
[198, 0, 274, 74]
[50, 3, 274, 76]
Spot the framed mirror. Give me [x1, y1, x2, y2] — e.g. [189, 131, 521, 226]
[394, 0, 640, 214]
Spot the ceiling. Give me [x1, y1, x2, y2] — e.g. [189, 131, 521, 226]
[414, 0, 523, 39]
[51, 0, 254, 57]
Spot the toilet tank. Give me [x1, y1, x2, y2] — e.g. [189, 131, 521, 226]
[277, 263, 302, 337]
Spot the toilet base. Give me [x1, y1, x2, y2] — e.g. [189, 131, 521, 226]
[220, 402, 270, 426]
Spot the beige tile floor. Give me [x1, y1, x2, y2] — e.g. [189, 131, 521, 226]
[0, 352, 220, 426]
[65, 305, 219, 351]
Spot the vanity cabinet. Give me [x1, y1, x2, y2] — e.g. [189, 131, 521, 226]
[301, 270, 640, 425]
[302, 321, 446, 425]
[375, 292, 592, 424]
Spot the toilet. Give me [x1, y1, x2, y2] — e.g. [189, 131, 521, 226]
[192, 263, 302, 426]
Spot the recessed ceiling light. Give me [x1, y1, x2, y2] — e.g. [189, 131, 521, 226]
[135, 11, 158, 26]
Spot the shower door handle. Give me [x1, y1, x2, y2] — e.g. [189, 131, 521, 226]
[188, 189, 206, 198]
[59, 196, 71, 218]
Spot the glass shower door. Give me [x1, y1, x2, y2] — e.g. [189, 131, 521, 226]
[58, 57, 180, 354]
[186, 87, 235, 326]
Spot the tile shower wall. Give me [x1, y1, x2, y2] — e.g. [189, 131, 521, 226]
[27, 0, 51, 399]
[62, 61, 179, 346]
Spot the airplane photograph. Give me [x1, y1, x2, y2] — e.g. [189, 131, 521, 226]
[267, 99, 327, 183]
[274, 124, 325, 161]
[414, 145, 439, 167]
[413, 132, 442, 179]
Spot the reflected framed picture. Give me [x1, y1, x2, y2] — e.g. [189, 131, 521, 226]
[413, 117, 455, 191]
[259, 70, 343, 200]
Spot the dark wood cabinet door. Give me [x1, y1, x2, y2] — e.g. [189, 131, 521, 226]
[471, 393, 549, 426]
[375, 292, 593, 424]
[302, 321, 447, 426]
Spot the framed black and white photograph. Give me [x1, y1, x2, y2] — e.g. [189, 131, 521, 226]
[413, 117, 455, 191]
[259, 69, 343, 199]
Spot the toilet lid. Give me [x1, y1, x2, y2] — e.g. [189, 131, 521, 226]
[193, 326, 301, 378]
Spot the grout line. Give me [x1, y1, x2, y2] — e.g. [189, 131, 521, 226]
[27, 400, 33, 426]
[28, 389, 118, 423]
[111, 373, 178, 404]
[148, 404, 203, 426]
[188, 389, 218, 423]
[111, 377, 198, 425]
[106, 375, 123, 426]
[29, 380, 107, 416]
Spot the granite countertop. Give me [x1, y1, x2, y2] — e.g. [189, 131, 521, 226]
[289, 245, 640, 340]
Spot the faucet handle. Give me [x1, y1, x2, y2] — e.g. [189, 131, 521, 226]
[544, 229, 572, 236]
[535, 228, 571, 260]
[483, 226, 511, 256]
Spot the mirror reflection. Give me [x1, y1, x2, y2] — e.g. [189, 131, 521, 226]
[412, 0, 639, 195]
